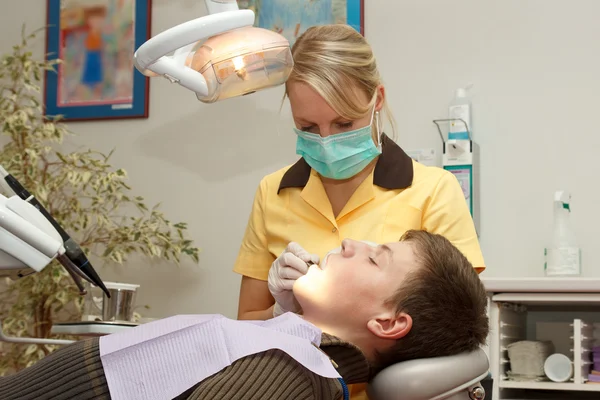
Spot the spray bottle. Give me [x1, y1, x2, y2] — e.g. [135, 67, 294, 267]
[544, 191, 581, 276]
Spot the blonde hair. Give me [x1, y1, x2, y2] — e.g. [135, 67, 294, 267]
[284, 24, 396, 140]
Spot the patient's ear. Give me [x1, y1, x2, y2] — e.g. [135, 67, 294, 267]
[367, 312, 412, 340]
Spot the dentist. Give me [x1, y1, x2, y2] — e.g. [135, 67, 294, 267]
[235, 23, 485, 319]
[234, 23, 485, 400]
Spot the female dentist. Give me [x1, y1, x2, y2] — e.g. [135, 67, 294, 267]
[234, 24, 485, 399]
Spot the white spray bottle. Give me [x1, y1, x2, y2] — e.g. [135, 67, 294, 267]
[544, 191, 581, 276]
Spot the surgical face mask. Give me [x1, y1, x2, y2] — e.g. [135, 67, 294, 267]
[320, 241, 378, 270]
[294, 109, 382, 180]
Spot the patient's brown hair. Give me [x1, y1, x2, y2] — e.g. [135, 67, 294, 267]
[374, 230, 489, 371]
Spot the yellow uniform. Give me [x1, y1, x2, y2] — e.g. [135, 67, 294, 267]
[233, 135, 485, 399]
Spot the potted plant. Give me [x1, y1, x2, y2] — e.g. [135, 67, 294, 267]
[0, 27, 200, 374]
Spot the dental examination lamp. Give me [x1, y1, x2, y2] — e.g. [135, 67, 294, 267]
[134, 0, 293, 103]
[0, 166, 109, 297]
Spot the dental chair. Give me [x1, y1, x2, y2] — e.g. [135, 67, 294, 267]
[368, 348, 489, 400]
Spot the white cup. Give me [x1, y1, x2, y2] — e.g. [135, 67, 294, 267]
[544, 353, 573, 382]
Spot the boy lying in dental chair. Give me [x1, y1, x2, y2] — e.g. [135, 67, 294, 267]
[0, 230, 489, 400]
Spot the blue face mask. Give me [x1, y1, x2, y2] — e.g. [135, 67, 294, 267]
[294, 110, 382, 180]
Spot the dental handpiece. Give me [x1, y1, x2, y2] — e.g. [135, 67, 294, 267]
[56, 253, 87, 295]
[305, 260, 320, 273]
[0, 170, 110, 297]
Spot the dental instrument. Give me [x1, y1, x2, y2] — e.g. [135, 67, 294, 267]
[0, 169, 109, 294]
[0, 166, 109, 295]
[0, 166, 109, 296]
[0, 190, 108, 295]
[133, 0, 294, 103]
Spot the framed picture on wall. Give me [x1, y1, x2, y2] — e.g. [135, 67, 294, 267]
[44, 0, 152, 121]
[237, 0, 364, 47]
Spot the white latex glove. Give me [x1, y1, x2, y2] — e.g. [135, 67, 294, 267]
[268, 242, 319, 317]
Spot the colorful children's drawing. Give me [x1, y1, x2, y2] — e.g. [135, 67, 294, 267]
[58, 0, 136, 106]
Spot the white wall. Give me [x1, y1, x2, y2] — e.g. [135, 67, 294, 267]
[1, 0, 598, 319]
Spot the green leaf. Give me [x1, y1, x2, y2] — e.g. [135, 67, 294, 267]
[24, 345, 38, 356]
[103, 246, 115, 257]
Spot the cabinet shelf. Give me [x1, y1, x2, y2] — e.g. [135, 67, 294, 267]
[498, 381, 600, 392]
[482, 278, 600, 293]
[492, 293, 600, 306]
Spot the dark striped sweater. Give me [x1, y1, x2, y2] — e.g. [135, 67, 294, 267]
[0, 333, 371, 400]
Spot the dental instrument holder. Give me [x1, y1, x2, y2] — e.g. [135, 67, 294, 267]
[0, 174, 108, 346]
[0, 194, 80, 347]
[433, 119, 480, 236]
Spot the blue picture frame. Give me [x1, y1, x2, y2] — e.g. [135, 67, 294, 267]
[347, 0, 365, 35]
[44, 0, 151, 121]
[237, 0, 365, 47]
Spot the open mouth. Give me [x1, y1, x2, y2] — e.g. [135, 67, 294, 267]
[303, 263, 322, 278]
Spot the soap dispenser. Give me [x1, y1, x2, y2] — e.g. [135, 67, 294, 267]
[544, 191, 582, 276]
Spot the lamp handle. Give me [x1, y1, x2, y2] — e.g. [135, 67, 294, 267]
[205, 0, 240, 14]
[134, 10, 255, 72]
[133, 10, 255, 97]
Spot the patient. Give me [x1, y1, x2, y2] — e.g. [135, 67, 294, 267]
[0, 230, 488, 400]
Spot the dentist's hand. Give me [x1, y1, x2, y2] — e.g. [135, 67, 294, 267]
[268, 242, 320, 317]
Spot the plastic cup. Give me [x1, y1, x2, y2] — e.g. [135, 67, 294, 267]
[544, 353, 573, 383]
